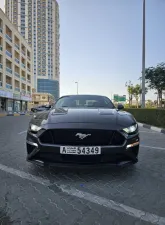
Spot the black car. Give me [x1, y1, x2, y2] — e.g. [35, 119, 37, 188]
[31, 105, 51, 113]
[26, 95, 139, 167]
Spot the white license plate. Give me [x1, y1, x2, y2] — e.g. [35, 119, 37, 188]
[60, 146, 101, 155]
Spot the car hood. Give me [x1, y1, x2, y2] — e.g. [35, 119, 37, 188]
[30, 108, 136, 130]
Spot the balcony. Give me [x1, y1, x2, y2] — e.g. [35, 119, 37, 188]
[6, 83, 12, 89]
[6, 34, 12, 43]
[6, 50, 12, 58]
[22, 50, 26, 56]
[15, 87, 20, 92]
[15, 43, 19, 50]
[15, 58, 20, 64]
[21, 89, 26, 94]
[27, 56, 31, 61]
[15, 72, 20, 78]
[6, 67, 12, 74]
[21, 63, 25, 68]
[27, 67, 31, 72]
[0, 81, 2, 87]
[21, 76, 26, 81]
[27, 91, 31, 95]
[27, 79, 31, 83]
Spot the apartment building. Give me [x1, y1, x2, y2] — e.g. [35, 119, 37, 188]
[28, 92, 55, 110]
[0, 9, 33, 113]
[5, 0, 60, 101]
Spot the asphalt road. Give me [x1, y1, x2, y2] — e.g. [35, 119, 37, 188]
[0, 116, 165, 225]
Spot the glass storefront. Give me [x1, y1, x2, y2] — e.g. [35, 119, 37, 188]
[13, 100, 21, 112]
[0, 97, 7, 112]
[22, 101, 27, 111]
[6, 99, 14, 112]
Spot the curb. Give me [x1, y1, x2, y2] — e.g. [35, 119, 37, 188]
[138, 122, 165, 134]
[0, 112, 33, 117]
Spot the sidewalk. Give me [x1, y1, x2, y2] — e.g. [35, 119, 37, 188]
[138, 122, 165, 134]
[0, 112, 7, 117]
[0, 111, 33, 117]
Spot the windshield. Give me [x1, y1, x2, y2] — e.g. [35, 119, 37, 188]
[55, 95, 115, 109]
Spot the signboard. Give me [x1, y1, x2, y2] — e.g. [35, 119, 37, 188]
[0, 89, 32, 101]
[13, 92, 21, 100]
[21, 95, 32, 101]
[113, 94, 126, 102]
[0, 90, 13, 99]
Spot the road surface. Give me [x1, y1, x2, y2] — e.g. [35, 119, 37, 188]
[0, 116, 165, 225]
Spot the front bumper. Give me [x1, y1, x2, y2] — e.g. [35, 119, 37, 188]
[26, 130, 140, 168]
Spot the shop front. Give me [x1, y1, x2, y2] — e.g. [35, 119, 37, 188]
[21, 94, 32, 112]
[21, 101, 27, 111]
[13, 93, 21, 112]
[0, 97, 7, 113]
[0, 90, 13, 112]
[0, 89, 32, 112]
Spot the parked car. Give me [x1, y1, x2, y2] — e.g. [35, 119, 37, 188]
[31, 105, 51, 113]
[26, 94, 139, 167]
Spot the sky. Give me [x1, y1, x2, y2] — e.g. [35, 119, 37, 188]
[1, 0, 165, 100]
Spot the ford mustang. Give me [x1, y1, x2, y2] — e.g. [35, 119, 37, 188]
[26, 95, 139, 167]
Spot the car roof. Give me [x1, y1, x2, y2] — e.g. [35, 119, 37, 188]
[58, 94, 108, 99]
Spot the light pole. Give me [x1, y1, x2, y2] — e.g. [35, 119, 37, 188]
[141, 0, 146, 108]
[75, 82, 78, 94]
[138, 77, 142, 106]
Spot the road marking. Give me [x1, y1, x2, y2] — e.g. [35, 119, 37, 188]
[18, 130, 27, 135]
[60, 185, 165, 225]
[0, 163, 50, 186]
[140, 145, 165, 150]
[0, 163, 165, 225]
[140, 131, 157, 133]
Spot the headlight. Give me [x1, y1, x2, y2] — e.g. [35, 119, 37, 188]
[30, 124, 42, 132]
[123, 124, 138, 134]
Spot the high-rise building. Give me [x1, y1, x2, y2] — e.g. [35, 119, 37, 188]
[5, 0, 60, 100]
[0, 9, 33, 113]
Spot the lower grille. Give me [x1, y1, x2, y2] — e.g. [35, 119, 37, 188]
[32, 153, 132, 164]
[39, 129, 125, 146]
[61, 155, 101, 163]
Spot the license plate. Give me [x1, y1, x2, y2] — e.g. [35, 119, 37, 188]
[60, 146, 101, 155]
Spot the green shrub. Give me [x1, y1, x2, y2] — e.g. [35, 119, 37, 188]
[124, 108, 165, 128]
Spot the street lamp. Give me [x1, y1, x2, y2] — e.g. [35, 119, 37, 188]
[138, 77, 142, 105]
[141, 0, 146, 108]
[75, 82, 78, 94]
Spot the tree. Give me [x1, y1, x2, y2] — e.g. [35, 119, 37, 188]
[146, 99, 153, 108]
[145, 63, 165, 107]
[132, 84, 141, 108]
[125, 81, 134, 107]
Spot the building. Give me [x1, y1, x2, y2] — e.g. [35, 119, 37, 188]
[5, 0, 60, 101]
[28, 92, 55, 110]
[0, 9, 33, 113]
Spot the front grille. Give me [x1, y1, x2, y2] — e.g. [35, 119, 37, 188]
[40, 129, 114, 146]
[39, 129, 125, 146]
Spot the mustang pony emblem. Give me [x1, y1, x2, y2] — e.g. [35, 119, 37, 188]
[75, 133, 91, 140]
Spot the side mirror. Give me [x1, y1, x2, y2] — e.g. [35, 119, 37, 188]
[117, 104, 124, 110]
